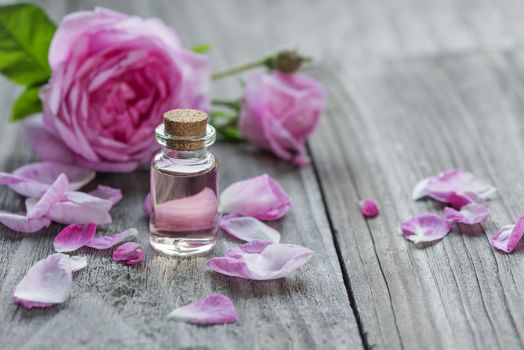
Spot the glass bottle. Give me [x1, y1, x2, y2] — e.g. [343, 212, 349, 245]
[149, 109, 218, 256]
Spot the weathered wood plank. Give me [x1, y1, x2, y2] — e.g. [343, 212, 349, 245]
[0, 144, 363, 349]
[71, 0, 524, 67]
[0, 0, 363, 349]
[307, 52, 524, 349]
[144, 0, 524, 62]
[4, 0, 524, 348]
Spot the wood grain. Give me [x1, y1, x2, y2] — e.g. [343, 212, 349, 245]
[3, 0, 524, 349]
[0, 1, 362, 349]
[307, 53, 524, 349]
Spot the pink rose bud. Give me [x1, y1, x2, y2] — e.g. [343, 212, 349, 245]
[239, 71, 325, 166]
[265, 50, 307, 73]
[36, 7, 210, 172]
[359, 199, 379, 218]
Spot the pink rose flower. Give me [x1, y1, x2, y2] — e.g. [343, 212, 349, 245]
[239, 71, 325, 166]
[35, 7, 210, 172]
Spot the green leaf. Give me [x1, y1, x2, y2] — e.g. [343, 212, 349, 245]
[211, 99, 241, 111]
[0, 3, 56, 86]
[216, 126, 244, 142]
[191, 43, 212, 54]
[10, 85, 42, 122]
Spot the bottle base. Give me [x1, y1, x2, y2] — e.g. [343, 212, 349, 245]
[149, 232, 217, 257]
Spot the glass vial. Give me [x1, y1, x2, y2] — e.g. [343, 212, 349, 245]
[149, 109, 218, 256]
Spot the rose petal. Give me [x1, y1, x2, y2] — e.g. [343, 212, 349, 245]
[490, 216, 524, 253]
[412, 177, 430, 200]
[219, 216, 280, 243]
[88, 185, 123, 206]
[444, 204, 489, 225]
[0, 211, 51, 233]
[35, 191, 113, 225]
[0, 172, 49, 199]
[53, 223, 97, 252]
[45, 201, 112, 225]
[143, 192, 152, 217]
[112, 242, 144, 265]
[22, 114, 76, 164]
[401, 214, 452, 244]
[13, 253, 72, 308]
[359, 199, 379, 218]
[225, 240, 274, 257]
[413, 169, 496, 207]
[70, 256, 87, 272]
[219, 174, 291, 220]
[86, 228, 138, 249]
[207, 240, 314, 280]
[154, 188, 218, 231]
[167, 294, 238, 325]
[292, 154, 311, 166]
[445, 191, 486, 209]
[63, 191, 113, 211]
[27, 173, 68, 220]
[8, 162, 95, 197]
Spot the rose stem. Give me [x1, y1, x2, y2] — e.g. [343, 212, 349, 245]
[212, 58, 268, 80]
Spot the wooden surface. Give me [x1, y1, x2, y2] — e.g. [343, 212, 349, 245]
[1, 0, 524, 349]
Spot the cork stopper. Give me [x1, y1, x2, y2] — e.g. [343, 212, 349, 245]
[163, 109, 208, 150]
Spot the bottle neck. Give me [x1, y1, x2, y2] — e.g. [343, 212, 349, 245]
[156, 145, 215, 175]
[161, 146, 210, 160]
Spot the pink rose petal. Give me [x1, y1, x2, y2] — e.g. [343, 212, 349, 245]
[70, 256, 87, 272]
[0, 172, 49, 198]
[154, 188, 218, 232]
[112, 242, 144, 265]
[490, 216, 524, 253]
[412, 178, 430, 200]
[359, 199, 379, 218]
[88, 185, 123, 205]
[292, 154, 311, 166]
[7, 162, 95, 197]
[13, 253, 72, 308]
[22, 114, 76, 164]
[167, 294, 238, 325]
[33, 191, 113, 225]
[48, 203, 111, 225]
[207, 240, 314, 280]
[53, 223, 97, 253]
[412, 169, 496, 208]
[86, 228, 138, 249]
[0, 173, 31, 185]
[219, 216, 280, 243]
[27, 173, 68, 220]
[43, 200, 112, 225]
[143, 192, 152, 217]
[401, 214, 452, 244]
[444, 204, 489, 225]
[0, 211, 51, 233]
[225, 240, 274, 257]
[219, 174, 291, 220]
[62, 191, 113, 211]
[443, 191, 488, 210]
